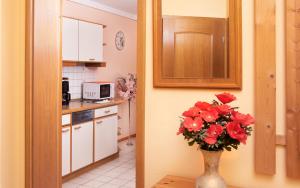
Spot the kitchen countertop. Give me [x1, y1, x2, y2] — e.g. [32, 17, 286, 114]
[62, 98, 126, 115]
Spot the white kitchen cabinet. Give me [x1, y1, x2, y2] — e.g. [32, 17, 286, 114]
[72, 121, 93, 171]
[94, 115, 118, 161]
[62, 126, 71, 176]
[79, 21, 103, 62]
[62, 18, 78, 61]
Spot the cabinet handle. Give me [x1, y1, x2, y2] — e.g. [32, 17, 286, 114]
[74, 126, 82, 130]
[96, 121, 103, 125]
[89, 58, 95, 61]
[104, 110, 111, 114]
[62, 129, 70, 133]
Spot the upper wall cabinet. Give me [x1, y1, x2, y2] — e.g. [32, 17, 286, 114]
[79, 21, 103, 62]
[62, 17, 104, 63]
[62, 17, 79, 61]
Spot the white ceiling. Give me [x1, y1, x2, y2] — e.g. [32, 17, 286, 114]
[90, 0, 137, 15]
[70, 0, 137, 20]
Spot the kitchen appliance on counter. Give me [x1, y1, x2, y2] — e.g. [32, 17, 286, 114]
[83, 82, 115, 101]
[62, 78, 71, 105]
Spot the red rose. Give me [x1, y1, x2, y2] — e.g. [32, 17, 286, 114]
[195, 101, 212, 111]
[231, 111, 255, 126]
[215, 104, 232, 115]
[204, 124, 223, 144]
[226, 122, 247, 144]
[201, 109, 219, 122]
[183, 117, 203, 132]
[243, 114, 255, 125]
[177, 126, 185, 135]
[216, 93, 236, 104]
[182, 107, 201, 117]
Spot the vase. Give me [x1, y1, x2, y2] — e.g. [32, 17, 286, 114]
[196, 150, 226, 188]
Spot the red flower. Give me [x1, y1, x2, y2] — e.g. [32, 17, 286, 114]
[215, 104, 232, 115]
[182, 107, 201, 117]
[195, 101, 212, 111]
[231, 111, 255, 126]
[183, 117, 203, 132]
[216, 93, 236, 104]
[177, 126, 185, 135]
[226, 122, 247, 144]
[201, 109, 219, 122]
[204, 124, 224, 144]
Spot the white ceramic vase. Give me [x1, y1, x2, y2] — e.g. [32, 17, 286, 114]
[196, 149, 227, 188]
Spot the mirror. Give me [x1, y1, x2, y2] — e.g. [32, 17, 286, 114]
[153, 0, 242, 89]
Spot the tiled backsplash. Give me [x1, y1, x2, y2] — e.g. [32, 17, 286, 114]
[62, 66, 98, 99]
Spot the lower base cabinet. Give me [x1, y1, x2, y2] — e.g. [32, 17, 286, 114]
[72, 121, 94, 171]
[62, 126, 71, 176]
[62, 106, 119, 177]
[94, 115, 118, 161]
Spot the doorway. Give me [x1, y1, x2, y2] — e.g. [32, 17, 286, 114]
[25, 0, 145, 188]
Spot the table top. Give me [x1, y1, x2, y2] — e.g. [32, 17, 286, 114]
[153, 175, 239, 188]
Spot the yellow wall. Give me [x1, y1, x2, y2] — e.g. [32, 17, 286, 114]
[0, 0, 25, 188]
[162, 0, 228, 18]
[144, 0, 300, 188]
[0, 0, 300, 188]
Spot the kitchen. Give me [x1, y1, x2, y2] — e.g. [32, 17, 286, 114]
[60, 0, 137, 187]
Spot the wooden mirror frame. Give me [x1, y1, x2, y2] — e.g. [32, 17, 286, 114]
[153, 0, 242, 89]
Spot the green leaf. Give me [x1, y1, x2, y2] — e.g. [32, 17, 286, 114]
[232, 145, 238, 150]
[188, 140, 195, 146]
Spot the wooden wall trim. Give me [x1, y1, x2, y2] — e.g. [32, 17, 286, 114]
[254, 0, 276, 175]
[25, 0, 33, 187]
[286, 0, 300, 179]
[136, 0, 146, 187]
[26, 0, 62, 187]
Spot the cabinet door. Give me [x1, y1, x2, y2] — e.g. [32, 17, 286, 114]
[62, 17, 78, 61]
[72, 121, 93, 171]
[79, 21, 103, 62]
[94, 115, 118, 161]
[62, 126, 71, 176]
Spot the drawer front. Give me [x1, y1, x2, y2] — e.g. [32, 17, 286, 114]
[62, 114, 71, 125]
[94, 105, 118, 118]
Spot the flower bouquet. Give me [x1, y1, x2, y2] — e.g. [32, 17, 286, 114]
[177, 93, 255, 188]
[116, 73, 137, 101]
[116, 73, 137, 146]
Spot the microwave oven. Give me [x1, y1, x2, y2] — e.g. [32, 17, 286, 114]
[83, 82, 115, 100]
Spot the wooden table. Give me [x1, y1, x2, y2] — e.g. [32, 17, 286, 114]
[153, 175, 239, 188]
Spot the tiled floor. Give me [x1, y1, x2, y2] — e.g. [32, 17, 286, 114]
[63, 138, 136, 188]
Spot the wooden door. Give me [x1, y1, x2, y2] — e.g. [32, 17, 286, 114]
[62, 127, 71, 176]
[72, 122, 93, 171]
[94, 115, 118, 161]
[162, 16, 228, 79]
[62, 18, 79, 61]
[78, 21, 103, 62]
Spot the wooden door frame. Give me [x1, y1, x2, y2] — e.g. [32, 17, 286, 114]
[25, 0, 146, 187]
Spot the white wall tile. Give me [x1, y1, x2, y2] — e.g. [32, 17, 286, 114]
[62, 65, 99, 99]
